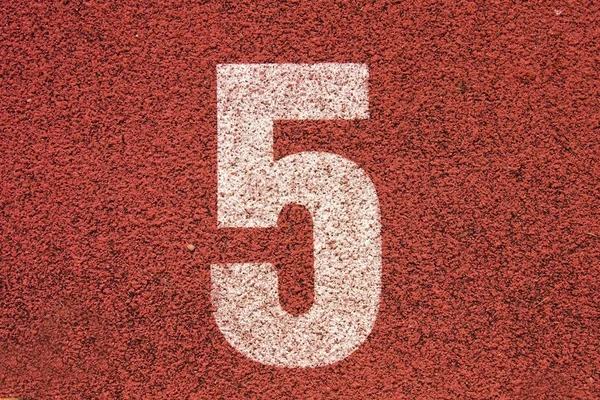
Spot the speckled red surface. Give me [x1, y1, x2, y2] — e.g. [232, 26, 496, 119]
[1, 1, 600, 398]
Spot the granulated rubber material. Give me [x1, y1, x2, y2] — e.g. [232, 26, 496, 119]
[1, 1, 599, 398]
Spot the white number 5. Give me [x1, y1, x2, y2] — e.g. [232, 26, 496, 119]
[212, 64, 381, 367]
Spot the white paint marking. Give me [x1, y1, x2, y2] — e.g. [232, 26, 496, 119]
[212, 64, 381, 367]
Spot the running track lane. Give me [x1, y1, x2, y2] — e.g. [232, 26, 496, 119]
[1, 1, 599, 398]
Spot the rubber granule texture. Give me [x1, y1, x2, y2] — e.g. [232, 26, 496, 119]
[1, 1, 599, 399]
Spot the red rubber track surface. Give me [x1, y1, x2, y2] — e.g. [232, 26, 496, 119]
[1, 1, 599, 398]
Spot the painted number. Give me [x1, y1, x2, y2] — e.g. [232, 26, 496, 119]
[212, 64, 381, 367]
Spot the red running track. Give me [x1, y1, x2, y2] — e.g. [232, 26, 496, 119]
[1, 1, 599, 398]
